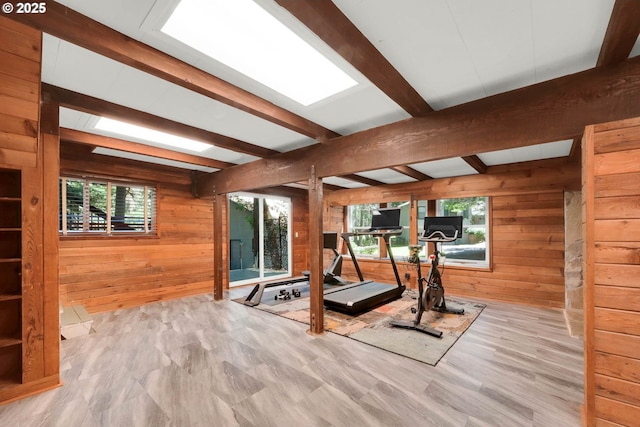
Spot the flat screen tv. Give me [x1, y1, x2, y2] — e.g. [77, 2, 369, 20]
[370, 207, 402, 230]
[421, 216, 463, 240]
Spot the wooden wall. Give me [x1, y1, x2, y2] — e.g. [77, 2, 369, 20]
[291, 194, 310, 276]
[0, 17, 40, 168]
[0, 16, 61, 404]
[325, 157, 580, 308]
[59, 143, 215, 313]
[583, 117, 640, 426]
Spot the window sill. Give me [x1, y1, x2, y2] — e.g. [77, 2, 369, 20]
[60, 233, 158, 241]
[440, 262, 492, 272]
[347, 255, 492, 272]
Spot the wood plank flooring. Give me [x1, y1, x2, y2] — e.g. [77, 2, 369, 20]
[0, 290, 584, 426]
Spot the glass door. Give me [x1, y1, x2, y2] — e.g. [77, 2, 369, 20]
[228, 193, 291, 287]
[262, 196, 290, 280]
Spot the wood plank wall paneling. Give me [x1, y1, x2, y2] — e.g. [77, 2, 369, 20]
[324, 159, 579, 308]
[0, 17, 40, 168]
[59, 145, 215, 313]
[293, 197, 310, 276]
[583, 116, 640, 427]
[0, 16, 61, 404]
[324, 204, 345, 267]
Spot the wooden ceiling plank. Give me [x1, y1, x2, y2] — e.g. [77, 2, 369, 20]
[597, 0, 640, 67]
[391, 165, 432, 181]
[44, 84, 278, 159]
[275, 0, 432, 116]
[10, 3, 338, 140]
[462, 155, 488, 174]
[198, 57, 640, 195]
[60, 128, 233, 170]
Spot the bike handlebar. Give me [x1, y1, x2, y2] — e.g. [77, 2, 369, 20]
[419, 230, 459, 243]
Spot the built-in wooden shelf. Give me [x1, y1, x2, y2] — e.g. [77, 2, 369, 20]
[0, 374, 21, 390]
[0, 168, 22, 390]
[0, 337, 21, 349]
[0, 295, 21, 303]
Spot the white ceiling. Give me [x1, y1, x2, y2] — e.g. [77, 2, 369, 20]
[43, 0, 638, 188]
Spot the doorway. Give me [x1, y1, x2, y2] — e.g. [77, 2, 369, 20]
[228, 193, 291, 287]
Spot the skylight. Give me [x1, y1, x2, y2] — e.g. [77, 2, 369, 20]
[94, 117, 211, 152]
[161, 0, 358, 106]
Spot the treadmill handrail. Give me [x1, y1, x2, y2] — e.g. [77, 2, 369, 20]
[340, 231, 403, 287]
[341, 232, 365, 282]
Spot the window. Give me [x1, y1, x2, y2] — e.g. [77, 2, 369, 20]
[347, 202, 410, 257]
[60, 177, 157, 236]
[387, 201, 411, 258]
[419, 197, 490, 267]
[347, 203, 379, 256]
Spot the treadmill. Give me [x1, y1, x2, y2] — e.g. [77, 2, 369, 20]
[243, 232, 346, 306]
[323, 208, 406, 314]
[320, 231, 348, 285]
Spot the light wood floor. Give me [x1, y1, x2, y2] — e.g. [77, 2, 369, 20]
[0, 290, 584, 426]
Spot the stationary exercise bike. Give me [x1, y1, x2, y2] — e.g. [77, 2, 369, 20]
[390, 216, 465, 338]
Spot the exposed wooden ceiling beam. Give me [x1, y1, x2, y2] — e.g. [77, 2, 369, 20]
[293, 181, 347, 192]
[568, 135, 582, 163]
[199, 57, 640, 195]
[462, 155, 488, 174]
[322, 183, 347, 192]
[326, 157, 581, 205]
[60, 128, 234, 170]
[43, 84, 277, 159]
[275, 0, 432, 116]
[597, 0, 640, 67]
[10, 2, 338, 140]
[390, 166, 432, 181]
[341, 174, 386, 186]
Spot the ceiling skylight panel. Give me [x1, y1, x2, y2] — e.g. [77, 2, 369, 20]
[161, 0, 357, 106]
[94, 117, 211, 152]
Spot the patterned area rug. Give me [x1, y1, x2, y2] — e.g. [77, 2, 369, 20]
[235, 288, 485, 366]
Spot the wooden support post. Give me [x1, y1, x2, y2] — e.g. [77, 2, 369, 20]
[21, 128, 45, 384]
[427, 200, 437, 255]
[308, 165, 324, 334]
[409, 194, 418, 246]
[212, 187, 223, 301]
[379, 203, 388, 258]
[40, 98, 60, 378]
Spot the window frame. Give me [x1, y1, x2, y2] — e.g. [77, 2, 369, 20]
[228, 192, 293, 287]
[344, 197, 492, 271]
[346, 202, 411, 259]
[59, 175, 158, 238]
[422, 196, 491, 269]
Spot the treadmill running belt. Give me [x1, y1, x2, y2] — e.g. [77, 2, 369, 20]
[323, 281, 404, 314]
